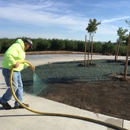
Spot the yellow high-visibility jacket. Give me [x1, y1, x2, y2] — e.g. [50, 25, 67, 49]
[2, 39, 28, 71]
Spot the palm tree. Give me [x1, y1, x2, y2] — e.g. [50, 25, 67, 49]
[86, 19, 101, 66]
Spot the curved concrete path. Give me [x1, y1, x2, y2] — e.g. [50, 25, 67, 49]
[0, 54, 130, 130]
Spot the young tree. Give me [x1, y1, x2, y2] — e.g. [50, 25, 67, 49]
[115, 27, 128, 61]
[125, 20, 130, 28]
[117, 27, 128, 40]
[86, 19, 101, 65]
[124, 20, 130, 78]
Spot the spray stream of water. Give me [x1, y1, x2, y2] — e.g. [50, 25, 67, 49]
[33, 72, 47, 95]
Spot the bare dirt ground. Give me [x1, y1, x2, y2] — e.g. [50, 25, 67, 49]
[39, 79, 130, 121]
[18, 51, 130, 121]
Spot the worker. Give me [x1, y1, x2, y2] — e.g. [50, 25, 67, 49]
[0, 39, 35, 109]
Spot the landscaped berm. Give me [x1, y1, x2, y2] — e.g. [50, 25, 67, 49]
[22, 59, 130, 121]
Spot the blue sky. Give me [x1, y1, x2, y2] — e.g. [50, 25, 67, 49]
[0, 0, 130, 42]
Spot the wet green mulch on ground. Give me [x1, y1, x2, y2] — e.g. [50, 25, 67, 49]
[22, 59, 128, 84]
[21, 59, 130, 120]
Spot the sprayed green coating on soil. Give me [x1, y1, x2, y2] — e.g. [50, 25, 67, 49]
[21, 59, 129, 94]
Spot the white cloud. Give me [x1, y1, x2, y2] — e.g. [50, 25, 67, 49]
[0, 1, 88, 31]
[0, 0, 130, 42]
[102, 16, 130, 23]
[93, 1, 130, 8]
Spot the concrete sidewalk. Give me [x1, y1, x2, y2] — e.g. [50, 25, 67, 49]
[0, 54, 130, 130]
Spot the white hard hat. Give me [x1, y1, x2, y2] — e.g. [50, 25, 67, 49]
[24, 39, 33, 49]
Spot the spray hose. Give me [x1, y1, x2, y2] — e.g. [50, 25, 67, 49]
[9, 60, 128, 130]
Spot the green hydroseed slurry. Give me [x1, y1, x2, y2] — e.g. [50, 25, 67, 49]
[33, 73, 47, 95]
[22, 60, 130, 95]
[21, 68, 48, 95]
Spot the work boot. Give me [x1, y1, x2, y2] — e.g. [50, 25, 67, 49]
[0, 101, 12, 110]
[14, 103, 29, 109]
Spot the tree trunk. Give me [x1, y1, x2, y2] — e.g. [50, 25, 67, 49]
[90, 36, 93, 64]
[84, 35, 87, 66]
